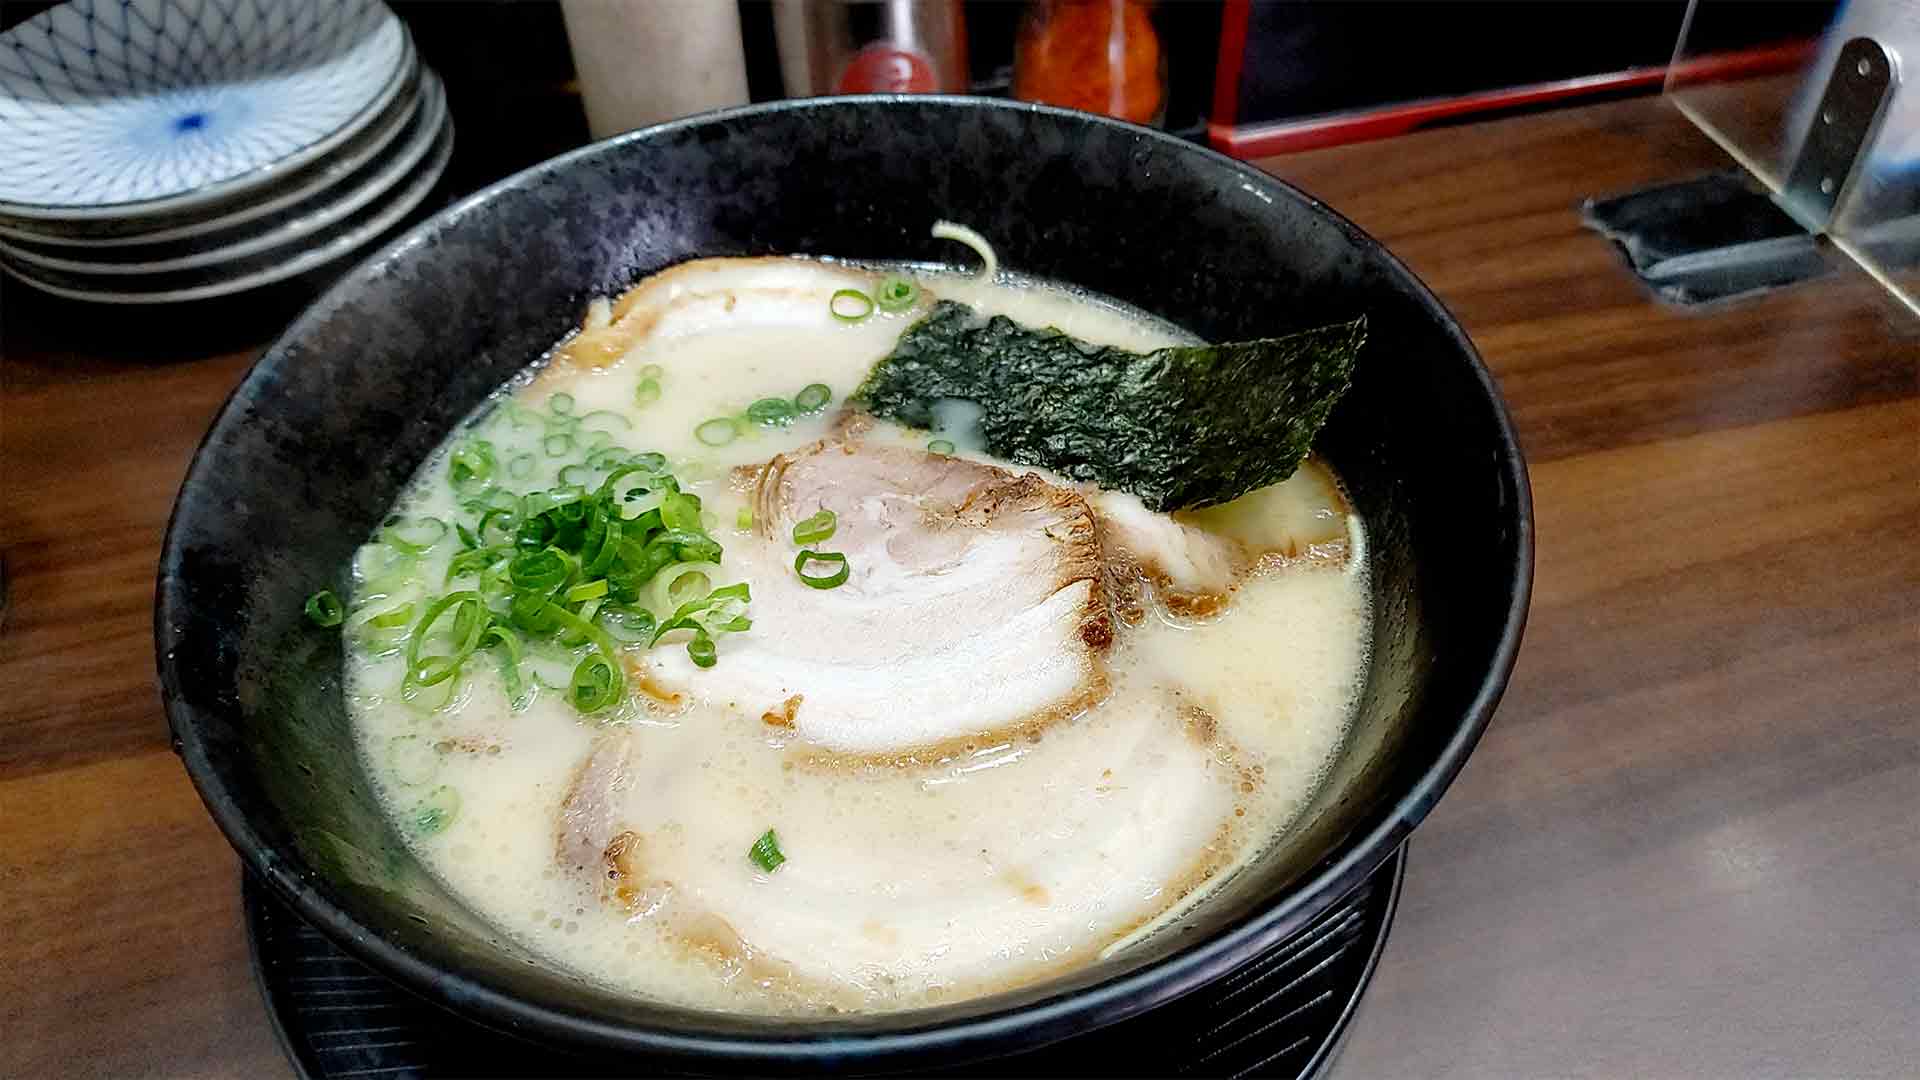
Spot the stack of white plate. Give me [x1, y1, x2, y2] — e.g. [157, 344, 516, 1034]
[0, 0, 452, 304]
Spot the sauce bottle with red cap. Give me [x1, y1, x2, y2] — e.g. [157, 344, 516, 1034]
[773, 0, 970, 96]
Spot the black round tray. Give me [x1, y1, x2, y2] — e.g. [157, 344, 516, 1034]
[244, 845, 1404, 1078]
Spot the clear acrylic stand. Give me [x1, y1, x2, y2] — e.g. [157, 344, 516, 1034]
[1667, 0, 1918, 314]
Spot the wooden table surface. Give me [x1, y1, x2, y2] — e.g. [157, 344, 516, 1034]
[2, 95, 1914, 1079]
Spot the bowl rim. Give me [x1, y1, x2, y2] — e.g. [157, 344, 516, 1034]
[157, 92, 1534, 1069]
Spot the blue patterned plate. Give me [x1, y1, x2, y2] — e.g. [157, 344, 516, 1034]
[0, 95, 451, 303]
[2, 69, 444, 275]
[0, 51, 421, 247]
[0, 0, 407, 216]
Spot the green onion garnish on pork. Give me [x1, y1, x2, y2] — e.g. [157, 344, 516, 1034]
[748, 828, 786, 872]
[790, 508, 836, 546]
[875, 276, 919, 312]
[830, 288, 874, 322]
[794, 550, 850, 589]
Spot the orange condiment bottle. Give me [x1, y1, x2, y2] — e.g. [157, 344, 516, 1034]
[1013, 0, 1166, 126]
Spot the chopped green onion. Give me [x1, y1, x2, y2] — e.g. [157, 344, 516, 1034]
[695, 417, 740, 446]
[707, 581, 752, 605]
[484, 625, 531, 710]
[660, 491, 703, 532]
[568, 652, 621, 713]
[509, 547, 572, 593]
[685, 630, 717, 668]
[398, 670, 459, 712]
[406, 591, 488, 686]
[567, 579, 610, 603]
[542, 600, 621, 659]
[633, 377, 662, 407]
[586, 447, 630, 473]
[651, 560, 719, 616]
[448, 439, 496, 494]
[581, 409, 632, 431]
[875, 276, 919, 312]
[354, 542, 412, 583]
[648, 580, 750, 660]
[927, 439, 956, 455]
[663, 529, 725, 564]
[829, 288, 874, 322]
[795, 383, 832, 413]
[598, 463, 653, 502]
[747, 828, 786, 872]
[363, 599, 416, 630]
[305, 590, 345, 627]
[794, 549, 850, 589]
[746, 397, 800, 426]
[320, 391, 762, 718]
[599, 606, 657, 643]
[414, 785, 461, 835]
[790, 508, 837, 546]
[382, 516, 449, 555]
[583, 516, 623, 577]
[569, 597, 607, 641]
[735, 506, 754, 530]
[639, 363, 664, 379]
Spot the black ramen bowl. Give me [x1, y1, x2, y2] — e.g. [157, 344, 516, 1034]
[157, 96, 1532, 1073]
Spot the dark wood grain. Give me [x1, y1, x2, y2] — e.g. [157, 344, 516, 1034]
[1, 95, 1914, 1079]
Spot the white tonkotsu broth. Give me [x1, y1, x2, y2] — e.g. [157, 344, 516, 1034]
[344, 258, 1371, 1015]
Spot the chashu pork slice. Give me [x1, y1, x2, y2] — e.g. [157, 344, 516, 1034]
[555, 692, 1243, 1007]
[653, 436, 1113, 757]
[544, 256, 922, 378]
[1094, 456, 1353, 619]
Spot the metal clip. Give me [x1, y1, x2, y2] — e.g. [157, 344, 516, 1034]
[1783, 37, 1897, 232]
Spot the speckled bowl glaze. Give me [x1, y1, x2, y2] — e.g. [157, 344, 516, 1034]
[158, 96, 1531, 1072]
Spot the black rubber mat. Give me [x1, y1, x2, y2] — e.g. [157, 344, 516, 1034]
[1581, 170, 1836, 305]
[244, 846, 1403, 1078]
